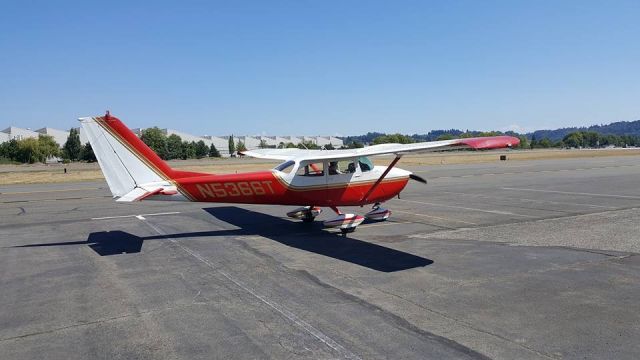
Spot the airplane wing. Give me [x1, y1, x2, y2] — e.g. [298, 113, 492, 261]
[241, 136, 520, 162]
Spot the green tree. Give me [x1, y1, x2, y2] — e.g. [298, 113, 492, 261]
[63, 128, 82, 161]
[181, 141, 196, 160]
[285, 142, 297, 148]
[16, 138, 43, 163]
[342, 141, 364, 149]
[297, 140, 319, 149]
[538, 138, 552, 148]
[38, 135, 60, 160]
[436, 134, 455, 140]
[0, 139, 19, 160]
[477, 131, 502, 137]
[372, 134, 414, 144]
[228, 135, 235, 156]
[516, 135, 529, 149]
[141, 127, 168, 159]
[166, 134, 183, 160]
[583, 132, 599, 147]
[563, 132, 584, 148]
[80, 142, 96, 162]
[236, 141, 247, 152]
[324, 143, 335, 150]
[194, 140, 209, 159]
[209, 143, 221, 157]
[459, 132, 475, 138]
[259, 139, 268, 149]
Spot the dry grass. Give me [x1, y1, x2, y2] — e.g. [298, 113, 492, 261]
[391, 148, 640, 166]
[1, 148, 639, 185]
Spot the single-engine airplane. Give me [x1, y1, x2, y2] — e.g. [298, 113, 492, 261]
[81, 112, 519, 233]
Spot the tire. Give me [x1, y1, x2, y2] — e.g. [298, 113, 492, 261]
[341, 227, 356, 234]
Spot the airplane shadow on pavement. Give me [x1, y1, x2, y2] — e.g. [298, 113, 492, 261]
[12, 206, 433, 272]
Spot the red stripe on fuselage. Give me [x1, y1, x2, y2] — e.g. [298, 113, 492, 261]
[175, 172, 409, 206]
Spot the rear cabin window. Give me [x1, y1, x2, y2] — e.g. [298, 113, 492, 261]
[296, 162, 324, 176]
[358, 157, 373, 172]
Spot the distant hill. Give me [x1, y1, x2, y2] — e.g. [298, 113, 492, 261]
[344, 119, 640, 144]
[529, 120, 640, 141]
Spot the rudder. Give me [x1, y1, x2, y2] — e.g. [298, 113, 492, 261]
[79, 112, 175, 197]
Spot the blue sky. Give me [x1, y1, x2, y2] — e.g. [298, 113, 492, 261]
[1, 0, 639, 135]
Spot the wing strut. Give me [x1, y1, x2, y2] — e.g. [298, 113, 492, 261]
[361, 155, 402, 202]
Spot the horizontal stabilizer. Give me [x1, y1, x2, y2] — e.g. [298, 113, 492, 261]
[116, 183, 178, 202]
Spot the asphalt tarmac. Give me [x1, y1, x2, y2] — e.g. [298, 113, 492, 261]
[1, 155, 639, 359]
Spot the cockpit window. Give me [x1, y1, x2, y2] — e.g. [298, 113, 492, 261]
[296, 162, 324, 176]
[274, 160, 295, 174]
[328, 160, 357, 175]
[358, 157, 373, 172]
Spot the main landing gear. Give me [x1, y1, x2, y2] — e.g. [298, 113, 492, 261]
[286, 206, 323, 222]
[287, 203, 391, 234]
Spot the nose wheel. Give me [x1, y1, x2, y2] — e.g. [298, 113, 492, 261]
[365, 203, 391, 221]
[323, 206, 365, 234]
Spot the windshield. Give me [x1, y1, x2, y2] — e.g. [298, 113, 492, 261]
[274, 160, 295, 174]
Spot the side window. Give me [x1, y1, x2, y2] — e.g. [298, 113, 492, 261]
[274, 160, 295, 174]
[358, 157, 373, 172]
[328, 160, 357, 175]
[296, 162, 324, 176]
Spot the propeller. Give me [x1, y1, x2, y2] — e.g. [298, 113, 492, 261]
[409, 173, 427, 184]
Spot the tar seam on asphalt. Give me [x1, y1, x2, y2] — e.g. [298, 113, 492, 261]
[138, 216, 364, 360]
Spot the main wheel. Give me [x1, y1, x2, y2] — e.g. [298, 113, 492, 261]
[340, 227, 356, 234]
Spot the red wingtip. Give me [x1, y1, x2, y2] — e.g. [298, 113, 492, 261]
[456, 136, 520, 150]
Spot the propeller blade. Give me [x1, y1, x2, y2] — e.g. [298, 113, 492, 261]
[409, 174, 427, 184]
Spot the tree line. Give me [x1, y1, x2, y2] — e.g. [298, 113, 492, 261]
[140, 127, 221, 160]
[366, 131, 640, 149]
[3, 126, 640, 165]
[0, 129, 96, 164]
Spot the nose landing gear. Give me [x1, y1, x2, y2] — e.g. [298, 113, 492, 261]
[323, 206, 365, 234]
[365, 203, 391, 221]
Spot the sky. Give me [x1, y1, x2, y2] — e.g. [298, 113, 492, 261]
[1, 0, 639, 136]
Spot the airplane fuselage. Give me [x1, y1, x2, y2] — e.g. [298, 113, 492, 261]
[157, 165, 410, 207]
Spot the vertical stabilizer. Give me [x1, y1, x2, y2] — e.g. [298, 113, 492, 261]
[79, 113, 174, 197]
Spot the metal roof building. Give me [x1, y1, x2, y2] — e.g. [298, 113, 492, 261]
[202, 135, 230, 156]
[1, 124, 344, 155]
[1, 127, 39, 141]
[35, 127, 70, 147]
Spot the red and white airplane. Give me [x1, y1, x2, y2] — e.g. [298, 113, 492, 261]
[80, 113, 519, 233]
